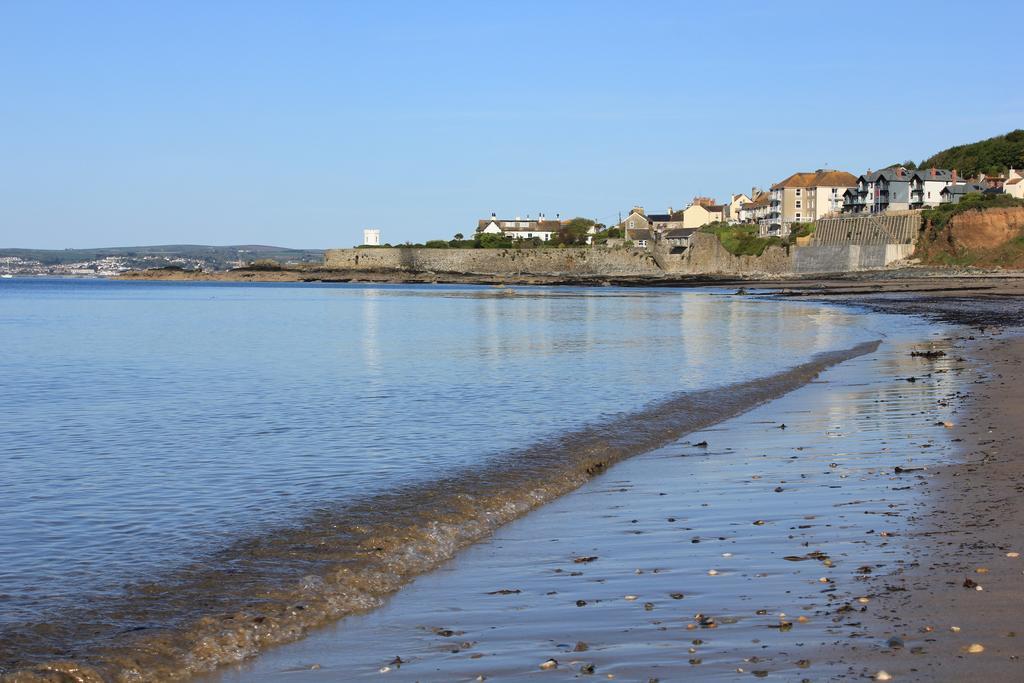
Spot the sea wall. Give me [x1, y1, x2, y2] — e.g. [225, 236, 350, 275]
[814, 212, 921, 246]
[793, 243, 915, 274]
[658, 233, 793, 275]
[324, 246, 663, 276]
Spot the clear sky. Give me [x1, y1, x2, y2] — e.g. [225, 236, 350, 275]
[1, 1, 1020, 249]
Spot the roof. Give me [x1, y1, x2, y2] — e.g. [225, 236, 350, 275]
[910, 168, 957, 182]
[625, 228, 653, 241]
[646, 213, 673, 223]
[704, 204, 725, 213]
[664, 228, 698, 239]
[503, 220, 560, 233]
[772, 170, 858, 190]
[941, 183, 984, 195]
[1006, 177, 1022, 185]
[741, 194, 772, 210]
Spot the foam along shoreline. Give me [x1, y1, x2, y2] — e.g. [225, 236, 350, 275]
[2, 342, 881, 682]
[199, 329, 984, 682]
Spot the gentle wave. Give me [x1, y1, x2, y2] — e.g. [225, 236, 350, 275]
[0, 340, 880, 683]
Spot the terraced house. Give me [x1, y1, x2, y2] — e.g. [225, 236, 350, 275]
[844, 167, 965, 213]
[762, 170, 857, 236]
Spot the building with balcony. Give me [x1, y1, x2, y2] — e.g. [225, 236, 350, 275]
[762, 169, 857, 236]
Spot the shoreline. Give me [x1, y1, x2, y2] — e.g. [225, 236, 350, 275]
[114, 264, 1024, 289]
[198, 290, 1024, 683]
[1, 341, 883, 682]
[202, 313, 1003, 682]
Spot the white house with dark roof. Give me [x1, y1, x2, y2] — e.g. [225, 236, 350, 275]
[1004, 169, 1024, 199]
[476, 213, 561, 241]
[909, 168, 963, 208]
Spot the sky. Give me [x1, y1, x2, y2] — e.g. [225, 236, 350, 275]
[1, 1, 1021, 249]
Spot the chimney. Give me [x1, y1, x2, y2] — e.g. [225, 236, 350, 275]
[491, 211, 496, 219]
[952, 169, 958, 183]
[931, 166, 936, 178]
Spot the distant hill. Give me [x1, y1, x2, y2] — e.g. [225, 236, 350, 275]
[918, 130, 1024, 177]
[0, 244, 324, 269]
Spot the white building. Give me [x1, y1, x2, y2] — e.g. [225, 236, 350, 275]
[362, 229, 381, 246]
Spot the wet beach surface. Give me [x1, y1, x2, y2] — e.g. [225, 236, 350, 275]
[204, 328, 988, 682]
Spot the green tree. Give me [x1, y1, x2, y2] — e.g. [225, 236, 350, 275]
[551, 217, 596, 246]
[454, 232, 464, 240]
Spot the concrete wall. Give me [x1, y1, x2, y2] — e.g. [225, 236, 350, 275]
[793, 243, 915, 274]
[324, 246, 663, 276]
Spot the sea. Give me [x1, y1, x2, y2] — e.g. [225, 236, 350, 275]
[0, 277, 899, 679]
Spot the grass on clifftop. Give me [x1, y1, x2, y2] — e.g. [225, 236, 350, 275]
[918, 194, 1024, 267]
[921, 193, 1024, 230]
[700, 223, 784, 257]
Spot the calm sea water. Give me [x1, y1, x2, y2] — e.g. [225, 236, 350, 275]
[0, 278, 893, 674]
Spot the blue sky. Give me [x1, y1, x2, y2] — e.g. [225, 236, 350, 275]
[1, 1, 1020, 249]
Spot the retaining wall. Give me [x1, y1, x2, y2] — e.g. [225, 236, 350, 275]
[814, 211, 921, 246]
[794, 244, 915, 274]
[324, 246, 663, 276]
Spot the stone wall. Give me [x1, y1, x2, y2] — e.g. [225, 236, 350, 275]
[324, 235, 794, 278]
[324, 246, 663, 276]
[657, 233, 793, 275]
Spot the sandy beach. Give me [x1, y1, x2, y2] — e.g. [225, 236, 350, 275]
[198, 294, 1024, 682]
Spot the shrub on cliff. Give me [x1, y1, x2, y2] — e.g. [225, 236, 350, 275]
[424, 240, 449, 248]
[921, 193, 1024, 231]
[700, 223, 782, 257]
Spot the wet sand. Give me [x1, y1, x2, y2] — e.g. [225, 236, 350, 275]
[200, 320, 1016, 681]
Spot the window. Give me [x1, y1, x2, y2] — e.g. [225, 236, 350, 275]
[795, 200, 802, 209]
[795, 188, 802, 196]
[628, 219, 634, 228]
[796, 212, 802, 220]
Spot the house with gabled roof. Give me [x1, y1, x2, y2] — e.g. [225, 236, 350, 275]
[909, 168, 964, 208]
[940, 183, 985, 205]
[1004, 169, 1024, 199]
[476, 212, 562, 241]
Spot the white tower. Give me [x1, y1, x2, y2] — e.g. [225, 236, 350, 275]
[362, 229, 381, 246]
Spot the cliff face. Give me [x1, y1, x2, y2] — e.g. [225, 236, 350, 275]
[949, 207, 1024, 251]
[919, 206, 1024, 267]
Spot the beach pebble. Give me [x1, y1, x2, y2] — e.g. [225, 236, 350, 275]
[670, 592, 685, 600]
[379, 666, 391, 673]
[1007, 552, 1020, 558]
[887, 637, 905, 650]
[708, 569, 719, 576]
[574, 641, 589, 652]
[950, 626, 961, 633]
[580, 662, 595, 674]
[624, 595, 638, 601]
[874, 671, 893, 681]
[967, 643, 985, 654]
[722, 552, 733, 558]
[540, 658, 558, 670]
